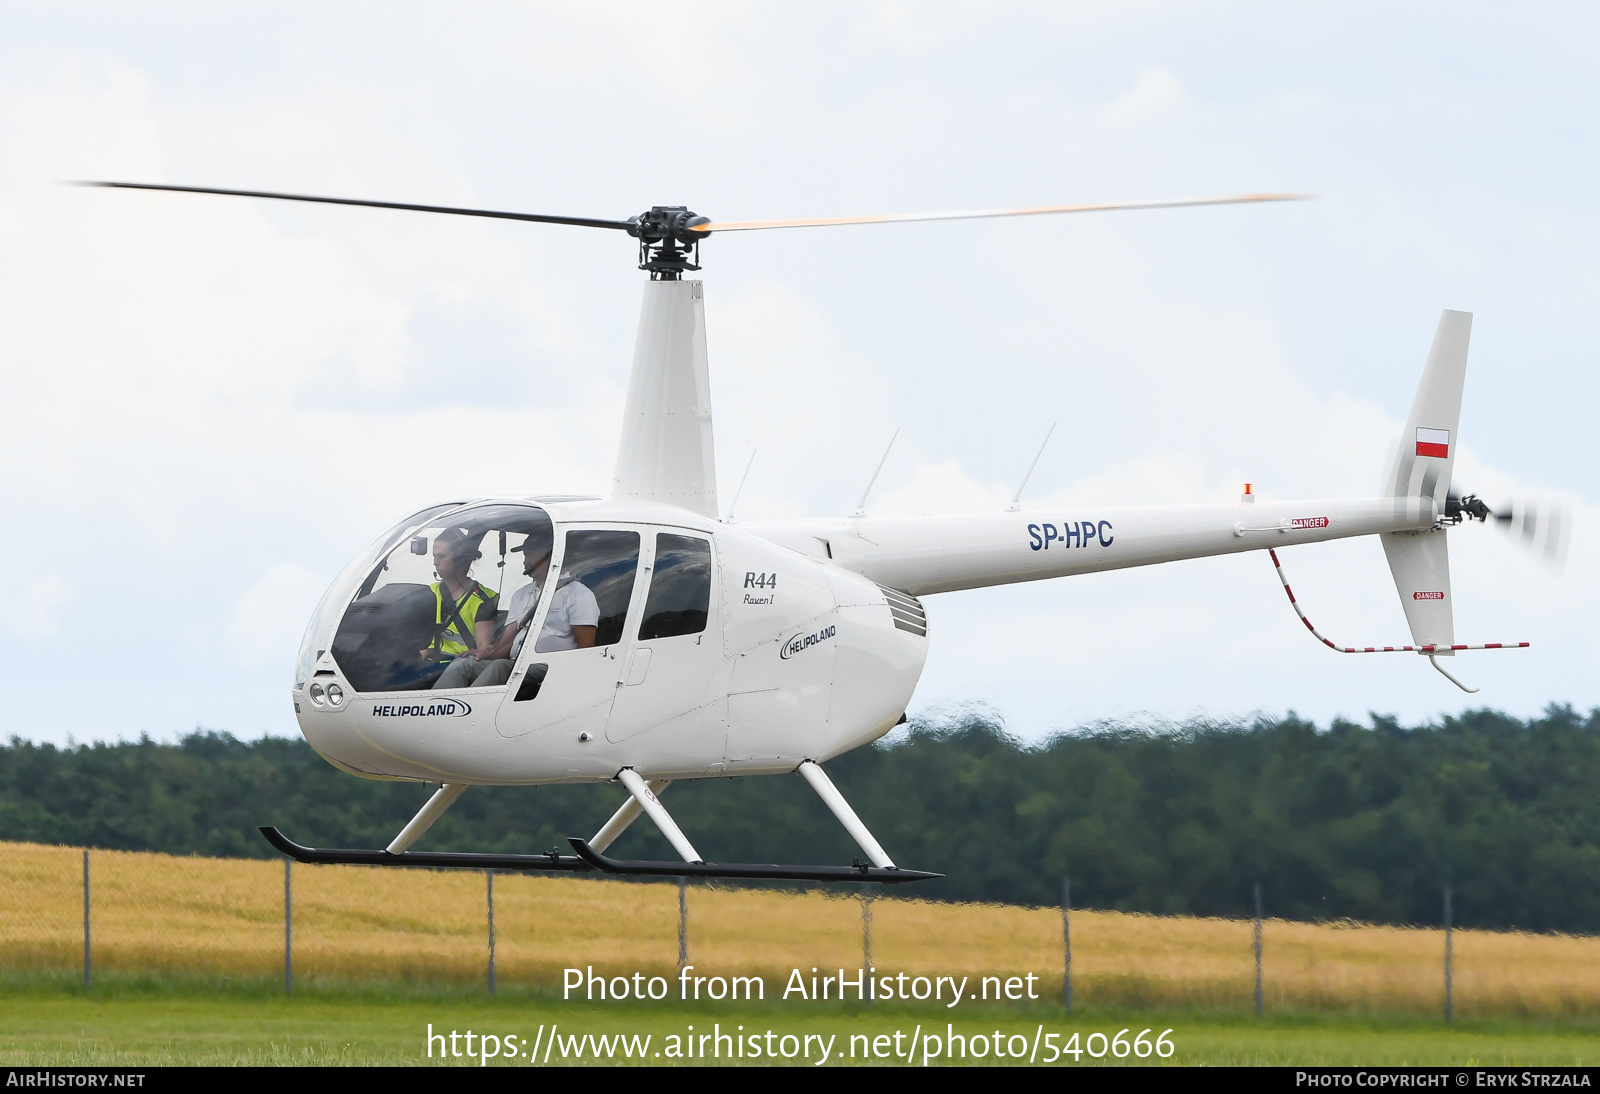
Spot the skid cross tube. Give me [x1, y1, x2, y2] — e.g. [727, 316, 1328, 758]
[387, 782, 467, 854]
[589, 778, 671, 853]
[616, 768, 702, 862]
[797, 760, 895, 868]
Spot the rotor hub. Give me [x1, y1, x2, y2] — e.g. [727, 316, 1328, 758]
[1444, 492, 1492, 524]
[627, 206, 711, 279]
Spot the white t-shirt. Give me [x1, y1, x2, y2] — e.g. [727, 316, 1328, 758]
[504, 582, 540, 659]
[530, 579, 601, 654]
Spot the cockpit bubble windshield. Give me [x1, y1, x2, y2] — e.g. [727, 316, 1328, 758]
[295, 501, 464, 689]
[323, 502, 554, 693]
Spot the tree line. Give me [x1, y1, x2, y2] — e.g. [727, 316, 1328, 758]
[2, 705, 1597, 933]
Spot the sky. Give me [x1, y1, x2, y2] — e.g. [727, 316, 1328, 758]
[1, 2, 1596, 746]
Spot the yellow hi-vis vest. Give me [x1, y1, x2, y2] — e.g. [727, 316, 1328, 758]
[431, 581, 497, 657]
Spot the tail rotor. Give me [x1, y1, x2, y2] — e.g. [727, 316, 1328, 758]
[1446, 490, 1571, 569]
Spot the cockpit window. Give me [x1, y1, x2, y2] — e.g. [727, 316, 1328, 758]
[294, 500, 464, 689]
[536, 530, 640, 652]
[638, 533, 711, 640]
[329, 503, 553, 692]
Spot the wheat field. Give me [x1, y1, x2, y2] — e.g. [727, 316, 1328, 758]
[2, 841, 1596, 1018]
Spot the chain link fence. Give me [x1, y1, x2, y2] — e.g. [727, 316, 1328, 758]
[4, 841, 1599, 1018]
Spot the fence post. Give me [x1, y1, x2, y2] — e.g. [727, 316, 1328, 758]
[1062, 876, 1072, 1013]
[861, 884, 874, 1004]
[677, 878, 688, 972]
[487, 871, 497, 998]
[82, 850, 90, 990]
[1253, 882, 1264, 1016]
[1443, 886, 1453, 1023]
[284, 857, 293, 996]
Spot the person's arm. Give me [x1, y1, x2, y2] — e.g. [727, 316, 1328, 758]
[474, 618, 497, 653]
[477, 621, 517, 662]
[570, 583, 600, 649]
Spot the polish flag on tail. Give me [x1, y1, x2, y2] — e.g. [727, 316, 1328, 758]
[1415, 427, 1450, 458]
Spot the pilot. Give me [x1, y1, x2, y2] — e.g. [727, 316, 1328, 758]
[433, 530, 598, 689]
[427, 528, 498, 666]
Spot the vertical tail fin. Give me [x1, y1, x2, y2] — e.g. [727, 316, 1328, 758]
[1383, 309, 1471, 507]
[1381, 310, 1472, 657]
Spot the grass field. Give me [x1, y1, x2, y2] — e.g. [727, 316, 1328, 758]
[3, 841, 1599, 1065]
[1, 983, 1597, 1066]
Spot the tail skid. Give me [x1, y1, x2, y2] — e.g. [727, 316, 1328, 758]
[1267, 549, 1526, 693]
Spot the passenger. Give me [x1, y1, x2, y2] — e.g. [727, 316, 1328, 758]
[426, 528, 498, 668]
[434, 530, 597, 689]
[533, 541, 600, 653]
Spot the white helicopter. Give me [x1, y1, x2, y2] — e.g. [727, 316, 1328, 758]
[88, 182, 1566, 884]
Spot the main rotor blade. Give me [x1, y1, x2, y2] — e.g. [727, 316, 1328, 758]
[693, 193, 1309, 233]
[76, 181, 634, 232]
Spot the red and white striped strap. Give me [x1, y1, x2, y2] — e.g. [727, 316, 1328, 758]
[1267, 549, 1528, 654]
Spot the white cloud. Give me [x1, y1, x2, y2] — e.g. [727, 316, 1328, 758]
[0, 575, 73, 641]
[223, 562, 327, 671]
[1100, 67, 1188, 128]
[875, 457, 1008, 514]
[709, 277, 898, 519]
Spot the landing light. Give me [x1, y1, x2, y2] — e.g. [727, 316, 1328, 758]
[327, 684, 345, 708]
[308, 682, 326, 707]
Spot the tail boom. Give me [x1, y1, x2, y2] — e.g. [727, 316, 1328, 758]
[749, 495, 1436, 597]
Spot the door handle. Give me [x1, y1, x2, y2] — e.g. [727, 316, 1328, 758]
[624, 647, 653, 686]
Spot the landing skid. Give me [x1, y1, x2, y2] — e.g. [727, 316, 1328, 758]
[259, 825, 590, 872]
[567, 838, 939, 884]
[261, 757, 938, 885]
[259, 826, 940, 884]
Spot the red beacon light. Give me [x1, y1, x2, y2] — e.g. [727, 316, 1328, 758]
[1241, 483, 1256, 504]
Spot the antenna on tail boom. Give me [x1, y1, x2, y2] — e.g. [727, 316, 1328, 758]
[1008, 423, 1056, 511]
[725, 449, 758, 523]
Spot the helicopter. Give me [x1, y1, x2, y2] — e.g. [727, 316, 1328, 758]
[84, 181, 1565, 885]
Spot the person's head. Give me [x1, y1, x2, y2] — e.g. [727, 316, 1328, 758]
[515, 531, 552, 578]
[432, 528, 481, 582]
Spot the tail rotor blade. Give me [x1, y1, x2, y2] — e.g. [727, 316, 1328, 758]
[1493, 494, 1573, 568]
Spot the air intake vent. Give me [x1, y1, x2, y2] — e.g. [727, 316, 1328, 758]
[876, 583, 927, 637]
